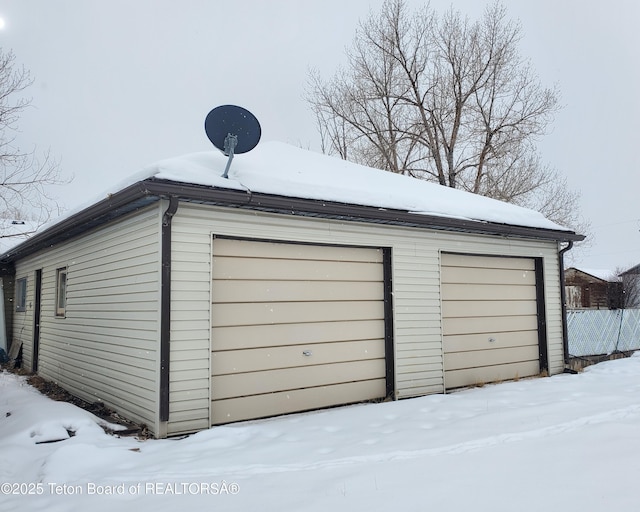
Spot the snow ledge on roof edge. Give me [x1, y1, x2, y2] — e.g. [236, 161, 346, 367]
[149, 141, 571, 233]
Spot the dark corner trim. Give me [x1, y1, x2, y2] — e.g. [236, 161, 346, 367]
[558, 241, 574, 365]
[535, 258, 548, 373]
[383, 247, 395, 399]
[32, 269, 42, 373]
[159, 196, 179, 422]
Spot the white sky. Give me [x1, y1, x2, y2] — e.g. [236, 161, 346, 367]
[1, 0, 639, 270]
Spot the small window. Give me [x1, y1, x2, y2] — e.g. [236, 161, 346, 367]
[55, 268, 67, 317]
[15, 277, 27, 312]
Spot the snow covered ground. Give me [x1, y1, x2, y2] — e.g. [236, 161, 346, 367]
[1, 354, 639, 512]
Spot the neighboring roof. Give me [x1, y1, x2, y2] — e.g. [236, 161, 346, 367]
[566, 267, 616, 282]
[620, 264, 640, 276]
[0, 142, 584, 264]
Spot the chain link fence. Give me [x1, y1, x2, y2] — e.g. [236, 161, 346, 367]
[567, 308, 640, 357]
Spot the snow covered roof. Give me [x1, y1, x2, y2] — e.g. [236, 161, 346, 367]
[1, 142, 583, 262]
[146, 142, 570, 232]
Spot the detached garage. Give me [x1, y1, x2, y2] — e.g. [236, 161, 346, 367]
[0, 142, 583, 437]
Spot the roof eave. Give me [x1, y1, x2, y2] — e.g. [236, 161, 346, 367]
[0, 178, 585, 264]
[0, 182, 160, 264]
[143, 179, 584, 243]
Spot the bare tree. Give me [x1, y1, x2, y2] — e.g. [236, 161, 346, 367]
[307, 0, 583, 230]
[0, 48, 67, 239]
[614, 266, 640, 309]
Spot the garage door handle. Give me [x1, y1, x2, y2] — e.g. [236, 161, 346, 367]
[302, 350, 313, 357]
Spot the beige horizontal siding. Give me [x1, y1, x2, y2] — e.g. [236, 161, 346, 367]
[12, 205, 162, 431]
[166, 212, 214, 435]
[543, 256, 565, 375]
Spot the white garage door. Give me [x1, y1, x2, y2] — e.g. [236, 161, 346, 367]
[211, 237, 388, 424]
[441, 253, 541, 389]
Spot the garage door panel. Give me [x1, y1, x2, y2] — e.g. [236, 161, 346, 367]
[211, 238, 388, 424]
[213, 255, 383, 282]
[445, 361, 540, 389]
[212, 300, 384, 327]
[212, 379, 387, 424]
[441, 266, 536, 286]
[442, 283, 536, 301]
[214, 238, 383, 263]
[442, 299, 538, 318]
[212, 339, 385, 375]
[212, 320, 385, 350]
[443, 315, 538, 336]
[444, 330, 539, 353]
[443, 254, 535, 271]
[441, 253, 540, 390]
[212, 280, 384, 303]
[444, 345, 540, 371]
[212, 359, 386, 400]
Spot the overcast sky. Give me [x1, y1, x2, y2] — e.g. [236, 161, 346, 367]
[1, 0, 639, 273]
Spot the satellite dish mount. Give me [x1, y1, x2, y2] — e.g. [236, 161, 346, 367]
[204, 105, 261, 179]
[222, 133, 237, 178]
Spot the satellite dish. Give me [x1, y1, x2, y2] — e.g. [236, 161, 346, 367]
[204, 105, 261, 178]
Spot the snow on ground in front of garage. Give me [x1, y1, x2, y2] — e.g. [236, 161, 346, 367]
[1, 353, 639, 511]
